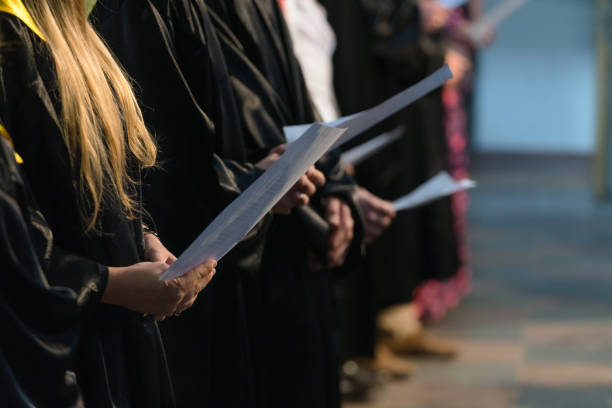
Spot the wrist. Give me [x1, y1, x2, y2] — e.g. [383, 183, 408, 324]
[143, 227, 161, 252]
[102, 266, 128, 307]
[143, 224, 158, 238]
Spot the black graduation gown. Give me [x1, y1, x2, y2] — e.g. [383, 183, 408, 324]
[91, 1, 272, 407]
[326, 0, 459, 311]
[206, 2, 361, 407]
[0, 135, 84, 407]
[0, 13, 174, 408]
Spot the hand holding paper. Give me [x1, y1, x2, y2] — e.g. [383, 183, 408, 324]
[356, 187, 396, 245]
[255, 145, 327, 214]
[393, 172, 476, 212]
[161, 124, 347, 280]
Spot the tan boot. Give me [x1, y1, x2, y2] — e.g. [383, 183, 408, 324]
[377, 302, 458, 359]
[372, 343, 415, 378]
[377, 303, 422, 339]
[349, 350, 414, 381]
[380, 328, 458, 358]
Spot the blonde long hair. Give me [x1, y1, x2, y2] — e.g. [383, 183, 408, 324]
[22, 0, 157, 231]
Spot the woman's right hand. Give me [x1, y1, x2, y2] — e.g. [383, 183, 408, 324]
[256, 145, 327, 215]
[103, 259, 217, 320]
[273, 166, 326, 215]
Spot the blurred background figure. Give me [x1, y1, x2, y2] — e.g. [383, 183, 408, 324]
[284, 0, 475, 400]
[287, 0, 612, 406]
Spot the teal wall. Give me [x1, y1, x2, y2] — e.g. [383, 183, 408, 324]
[474, 0, 597, 154]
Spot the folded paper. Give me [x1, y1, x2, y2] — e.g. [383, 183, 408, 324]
[393, 172, 476, 212]
[283, 65, 452, 150]
[341, 126, 404, 166]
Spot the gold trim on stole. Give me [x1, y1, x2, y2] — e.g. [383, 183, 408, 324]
[0, 124, 24, 163]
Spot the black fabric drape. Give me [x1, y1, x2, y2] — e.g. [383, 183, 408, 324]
[327, 0, 458, 308]
[206, 2, 363, 407]
[324, 0, 458, 362]
[91, 1, 275, 406]
[0, 135, 84, 407]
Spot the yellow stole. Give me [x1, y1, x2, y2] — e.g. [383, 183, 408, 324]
[0, 124, 24, 164]
[0, 1, 98, 163]
[0, 0, 43, 163]
[0, 0, 44, 40]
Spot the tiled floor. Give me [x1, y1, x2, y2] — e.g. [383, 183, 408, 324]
[345, 155, 612, 408]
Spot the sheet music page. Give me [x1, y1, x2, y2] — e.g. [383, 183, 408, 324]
[283, 65, 452, 149]
[341, 126, 404, 166]
[393, 172, 476, 212]
[161, 124, 347, 280]
[284, 114, 358, 144]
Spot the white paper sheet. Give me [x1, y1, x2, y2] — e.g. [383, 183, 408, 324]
[341, 126, 404, 166]
[465, 0, 529, 44]
[161, 124, 347, 280]
[284, 114, 358, 144]
[393, 172, 476, 212]
[283, 65, 452, 149]
[438, 0, 469, 9]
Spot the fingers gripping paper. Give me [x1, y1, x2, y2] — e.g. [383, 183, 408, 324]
[393, 172, 476, 212]
[283, 65, 453, 149]
[161, 124, 347, 280]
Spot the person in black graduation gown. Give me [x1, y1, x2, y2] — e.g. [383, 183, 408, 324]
[0, 132, 85, 407]
[0, 2, 217, 406]
[90, 1, 326, 407]
[324, 0, 458, 360]
[205, 1, 365, 407]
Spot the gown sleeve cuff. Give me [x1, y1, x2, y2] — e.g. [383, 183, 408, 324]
[48, 246, 109, 321]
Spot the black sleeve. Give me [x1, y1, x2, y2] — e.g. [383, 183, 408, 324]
[0, 136, 85, 407]
[169, 0, 267, 191]
[366, 0, 447, 80]
[92, 0, 267, 253]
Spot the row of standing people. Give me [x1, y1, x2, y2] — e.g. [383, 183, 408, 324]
[0, 0, 487, 407]
[286, 0, 490, 398]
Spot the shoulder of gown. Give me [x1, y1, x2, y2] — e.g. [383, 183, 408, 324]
[0, 12, 110, 323]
